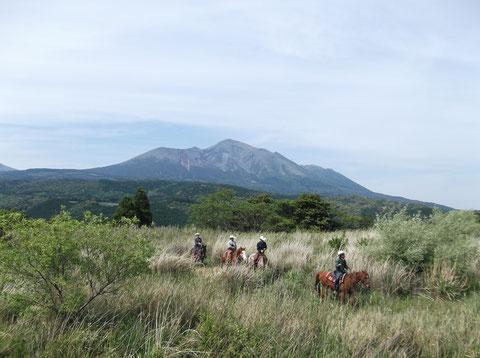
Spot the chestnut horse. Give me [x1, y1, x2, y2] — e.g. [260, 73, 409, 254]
[221, 247, 246, 267]
[315, 271, 370, 303]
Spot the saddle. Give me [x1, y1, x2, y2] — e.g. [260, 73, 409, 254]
[327, 272, 346, 284]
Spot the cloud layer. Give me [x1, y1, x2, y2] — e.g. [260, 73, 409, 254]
[0, 0, 479, 209]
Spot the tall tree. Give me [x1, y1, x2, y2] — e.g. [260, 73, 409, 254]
[134, 188, 153, 226]
[293, 194, 333, 231]
[113, 197, 136, 222]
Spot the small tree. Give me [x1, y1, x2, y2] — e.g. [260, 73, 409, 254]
[113, 197, 136, 221]
[134, 188, 153, 226]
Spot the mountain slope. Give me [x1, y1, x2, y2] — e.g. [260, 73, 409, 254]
[0, 140, 450, 210]
[0, 164, 15, 172]
[89, 139, 374, 197]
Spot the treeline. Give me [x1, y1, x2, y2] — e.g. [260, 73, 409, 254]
[188, 189, 371, 231]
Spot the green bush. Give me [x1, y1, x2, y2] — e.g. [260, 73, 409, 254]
[373, 210, 480, 276]
[0, 210, 153, 316]
[197, 312, 268, 357]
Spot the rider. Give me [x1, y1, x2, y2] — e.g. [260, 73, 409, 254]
[193, 233, 203, 249]
[334, 250, 349, 293]
[254, 236, 268, 266]
[227, 235, 237, 253]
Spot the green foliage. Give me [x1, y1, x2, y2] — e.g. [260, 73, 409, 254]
[113, 196, 136, 221]
[0, 224, 480, 356]
[293, 194, 333, 230]
[189, 189, 237, 230]
[0, 210, 153, 316]
[356, 237, 369, 247]
[197, 312, 267, 357]
[190, 190, 337, 232]
[113, 187, 153, 226]
[134, 187, 153, 226]
[373, 210, 480, 278]
[0, 178, 448, 229]
[328, 232, 348, 251]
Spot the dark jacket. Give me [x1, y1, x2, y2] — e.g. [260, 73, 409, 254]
[257, 240, 267, 252]
[335, 257, 349, 274]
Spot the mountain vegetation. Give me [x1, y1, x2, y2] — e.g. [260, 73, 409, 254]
[190, 190, 337, 231]
[0, 179, 443, 229]
[0, 209, 479, 356]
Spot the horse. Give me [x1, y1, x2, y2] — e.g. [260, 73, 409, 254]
[248, 251, 268, 269]
[315, 270, 370, 303]
[191, 244, 207, 264]
[221, 247, 247, 267]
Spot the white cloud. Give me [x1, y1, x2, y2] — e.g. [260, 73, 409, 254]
[0, 0, 479, 208]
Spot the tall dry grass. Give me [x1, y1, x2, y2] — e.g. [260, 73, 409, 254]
[1, 223, 480, 357]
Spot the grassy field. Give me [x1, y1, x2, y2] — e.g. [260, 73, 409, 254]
[1, 217, 480, 357]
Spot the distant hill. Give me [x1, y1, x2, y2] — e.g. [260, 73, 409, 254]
[0, 164, 15, 172]
[0, 179, 443, 226]
[0, 139, 450, 210]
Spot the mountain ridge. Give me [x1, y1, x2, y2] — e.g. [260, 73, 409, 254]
[0, 164, 15, 172]
[0, 140, 451, 210]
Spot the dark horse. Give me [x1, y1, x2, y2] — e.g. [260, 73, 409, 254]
[191, 244, 207, 264]
[315, 271, 370, 303]
[221, 247, 247, 267]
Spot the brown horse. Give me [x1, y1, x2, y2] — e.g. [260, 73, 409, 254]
[191, 244, 207, 264]
[221, 247, 246, 267]
[315, 271, 370, 303]
[248, 251, 268, 269]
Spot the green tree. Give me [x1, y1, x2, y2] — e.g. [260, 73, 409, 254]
[134, 188, 153, 226]
[189, 189, 237, 230]
[293, 194, 333, 230]
[113, 196, 136, 221]
[0, 210, 153, 316]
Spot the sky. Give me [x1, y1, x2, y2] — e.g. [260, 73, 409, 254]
[0, 0, 479, 209]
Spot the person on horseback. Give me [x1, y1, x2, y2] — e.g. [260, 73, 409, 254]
[192, 232, 207, 263]
[227, 235, 237, 253]
[253, 236, 268, 267]
[193, 233, 203, 249]
[334, 250, 349, 293]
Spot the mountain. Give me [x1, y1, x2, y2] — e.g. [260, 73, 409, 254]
[0, 164, 15, 172]
[89, 139, 375, 196]
[0, 140, 450, 209]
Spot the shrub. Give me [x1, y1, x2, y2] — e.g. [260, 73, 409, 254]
[0, 210, 153, 316]
[424, 261, 468, 300]
[372, 210, 480, 291]
[328, 232, 348, 252]
[196, 312, 267, 357]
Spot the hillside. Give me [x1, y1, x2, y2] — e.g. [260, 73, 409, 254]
[0, 140, 450, 210]
[0, 178, 443, 226]
[0, 163, 15, 172]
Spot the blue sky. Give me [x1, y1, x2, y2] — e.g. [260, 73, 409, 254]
[0, 1, 479, 209]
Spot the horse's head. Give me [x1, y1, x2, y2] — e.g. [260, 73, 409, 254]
[358, 271, 370, 289]
[237, 247, 247, 261]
